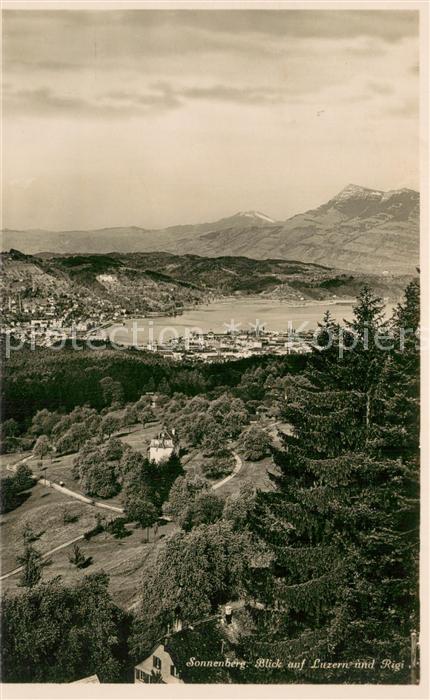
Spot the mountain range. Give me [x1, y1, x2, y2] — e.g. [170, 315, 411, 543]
[1, 185, 419, 274]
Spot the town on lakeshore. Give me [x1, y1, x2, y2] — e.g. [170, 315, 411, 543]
[1, 305, 314, 359]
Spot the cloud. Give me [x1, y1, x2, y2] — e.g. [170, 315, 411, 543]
[105, 85, 182, 111]
[171, 83, 292, 105]
[4, 87, 92, 115]
[43, 9, 416, 42]
[4, 59, 85, 72]
[384, 98, 419, 118]
[168, 10, 419, 43]
[367, 81, 395, 96]
[4, 80, 322, 118]
[6, 61, 419, 119]
[2, 9, 419, 135]
[4, 85, 181, 118]
[3, 10, 418, 72]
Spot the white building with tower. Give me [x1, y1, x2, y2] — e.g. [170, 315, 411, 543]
[149, 428, 179, 464]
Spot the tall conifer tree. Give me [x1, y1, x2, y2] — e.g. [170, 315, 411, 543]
[244, 285, 419, 684]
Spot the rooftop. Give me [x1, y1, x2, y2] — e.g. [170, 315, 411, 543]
[71, 674, 100, 684]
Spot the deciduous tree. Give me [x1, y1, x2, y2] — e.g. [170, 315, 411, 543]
[99, 414, 121, 439]
[17, 544, 43, 588]
[1, 573, 128, 682]
[179, 491, 224, 531]
[33, 434, 51, 460]
[130, 521, 255, 659]
[240, 427, 272, 461]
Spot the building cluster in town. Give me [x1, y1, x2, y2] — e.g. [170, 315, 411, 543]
[142, 329, 312, 361]
[1, 289, 131, 345]
[1, 298, 312, 359]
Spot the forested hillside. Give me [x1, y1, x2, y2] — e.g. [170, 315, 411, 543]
[1, 249, 415, 324]
[1, 346, 306, 426]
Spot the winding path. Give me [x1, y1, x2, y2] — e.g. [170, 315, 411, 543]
[1, 448, 243, 583]
[7, 450, 124, 513]
[5, 453, 33, 473]
[211, 452, 243, 491]
[38, 478, 124, 514]
[0, 534, 85, 581]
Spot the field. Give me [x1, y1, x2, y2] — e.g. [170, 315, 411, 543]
[1, 419, 277, 609]
[215, 455, 276, 497]
[0, 478, 178, 608]
[1, 483, 107, 573]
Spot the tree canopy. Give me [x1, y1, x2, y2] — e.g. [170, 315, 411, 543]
[130, 521, 255, 660]
[1, 573, 129, 683]
[243, 283, 420, 683]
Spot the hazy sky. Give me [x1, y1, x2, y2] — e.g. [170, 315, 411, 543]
[2, 9, 420, 230]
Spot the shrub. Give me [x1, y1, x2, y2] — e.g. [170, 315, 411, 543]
[0, 465, 34, 514]
[63, 510, 79, 525]
[201, 453, 235, 480]
[69, 544, 93, 569]
[22, 522, 42, 544]
[83, 513, 106, 540]
[0, 477, 19, 514]
[14, 464, 34, 492]
[106, 517, 131, 539]
[17, 544, 43, 588]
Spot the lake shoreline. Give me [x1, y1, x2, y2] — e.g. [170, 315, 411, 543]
[121, 295, 358, 323]
[102, 298, 374, 346]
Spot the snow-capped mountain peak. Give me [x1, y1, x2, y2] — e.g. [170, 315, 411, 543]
[335, 184, 383, 201]
[237, 210, 275, 223]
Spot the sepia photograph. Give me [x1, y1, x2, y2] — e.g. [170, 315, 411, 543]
[0, 1, 427, 695]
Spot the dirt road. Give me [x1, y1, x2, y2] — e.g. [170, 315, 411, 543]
[0, 534, 85, 581]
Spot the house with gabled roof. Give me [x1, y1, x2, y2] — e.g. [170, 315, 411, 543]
[134, 617, 245, 684]
[148, 427, 179, 465]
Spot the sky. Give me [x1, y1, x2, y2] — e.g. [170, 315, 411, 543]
[2, 8, 420, 230]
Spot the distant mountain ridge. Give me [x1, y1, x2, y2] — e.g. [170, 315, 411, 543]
[2, 185, 419, 274]
[1, 250, 415, 322]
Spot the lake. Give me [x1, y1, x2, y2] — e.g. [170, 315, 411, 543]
[105, 297, 384, 346]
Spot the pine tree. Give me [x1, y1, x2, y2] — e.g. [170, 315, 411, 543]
[244, 285, 419, 683]
[364, 281, 420, 647]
